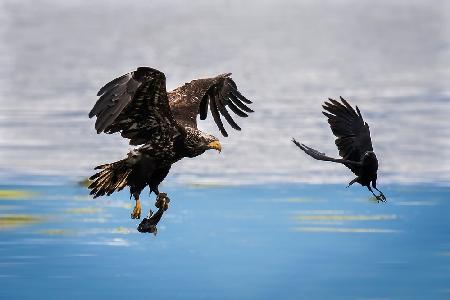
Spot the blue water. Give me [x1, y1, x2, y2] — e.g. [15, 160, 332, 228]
[1, 183, 449, 299]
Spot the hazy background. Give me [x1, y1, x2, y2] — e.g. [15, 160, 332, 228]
[1, 0, 449, 186]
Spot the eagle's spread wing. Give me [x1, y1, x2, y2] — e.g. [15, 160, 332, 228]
[168, 73, 253, 137]
[322, 97, 373, 175]
[89, 67, 180, 146]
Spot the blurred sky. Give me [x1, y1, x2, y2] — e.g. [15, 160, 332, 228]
[0, 0, 449, 185]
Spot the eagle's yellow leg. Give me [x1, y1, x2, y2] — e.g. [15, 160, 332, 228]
[131, 197, 141, 219]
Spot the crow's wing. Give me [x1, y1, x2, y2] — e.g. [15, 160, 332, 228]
[89, 67, 180, 146]
[292, 139, 362, 166]
[322, 97, 373, 175]
[168, 73, 253, 137]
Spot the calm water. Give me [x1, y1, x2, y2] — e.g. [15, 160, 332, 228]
[0, 183, 449, 299]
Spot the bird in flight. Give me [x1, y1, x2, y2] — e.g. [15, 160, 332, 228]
[292, 97, 386, 202]
[88, 67, 253, 231]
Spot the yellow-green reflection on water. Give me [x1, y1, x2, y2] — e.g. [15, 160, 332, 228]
[38, 229, 72, 235]
[36, 227, 133, 236]
[0, 214, 44, 229]
[0, 189, 35, 200]
[293, 227, 399, 233]
[65, 207, 103, 214]
[291, 211, 398, 234]
[293, 214, 397, 222]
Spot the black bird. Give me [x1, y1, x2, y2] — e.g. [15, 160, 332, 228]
[292, 97, 386, 201]
[88, 67, 254, 222]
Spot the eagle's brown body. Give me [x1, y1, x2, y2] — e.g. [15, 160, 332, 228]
[88, 67, 253, 222]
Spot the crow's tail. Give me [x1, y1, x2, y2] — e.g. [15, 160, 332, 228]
[88, 159, 132, 198]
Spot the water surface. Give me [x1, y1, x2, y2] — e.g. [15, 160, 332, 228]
[0, 183, 449, 299]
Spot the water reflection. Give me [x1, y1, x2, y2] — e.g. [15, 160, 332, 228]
[0, 214, 44, 229]
[37, 227, 133, 236]
[0, 189, 34, 200]
[64, 207, 103, 214]
[293, 227, 399, 233]
[293, 214, 397, 221]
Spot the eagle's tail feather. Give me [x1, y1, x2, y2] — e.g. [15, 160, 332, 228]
[88, 159, 132, 198]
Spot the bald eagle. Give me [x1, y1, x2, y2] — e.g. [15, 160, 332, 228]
[292, 97, 386, 202]
[88, 67, 253, 224]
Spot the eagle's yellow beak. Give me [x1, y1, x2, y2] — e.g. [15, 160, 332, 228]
[207, 140, 222, 153]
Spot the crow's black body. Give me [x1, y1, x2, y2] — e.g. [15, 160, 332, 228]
[88, 67, 253, 221]
[293, 97, 386, 201]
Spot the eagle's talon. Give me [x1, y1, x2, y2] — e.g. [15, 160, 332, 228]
[155, 193, 170, 211]
[131, 200, 141, 219]
[131, 211, 141, 219]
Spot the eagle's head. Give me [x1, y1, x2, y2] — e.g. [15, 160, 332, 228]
[182, 127, 221, 158]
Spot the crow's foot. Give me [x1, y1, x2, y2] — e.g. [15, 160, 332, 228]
[375, 193, 387, 203]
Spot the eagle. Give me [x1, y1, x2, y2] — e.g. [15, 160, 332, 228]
[88, 67, 254, 225]
[292, 97, 386, 202]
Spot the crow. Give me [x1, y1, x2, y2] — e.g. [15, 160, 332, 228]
[292, 97, 386, 202]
